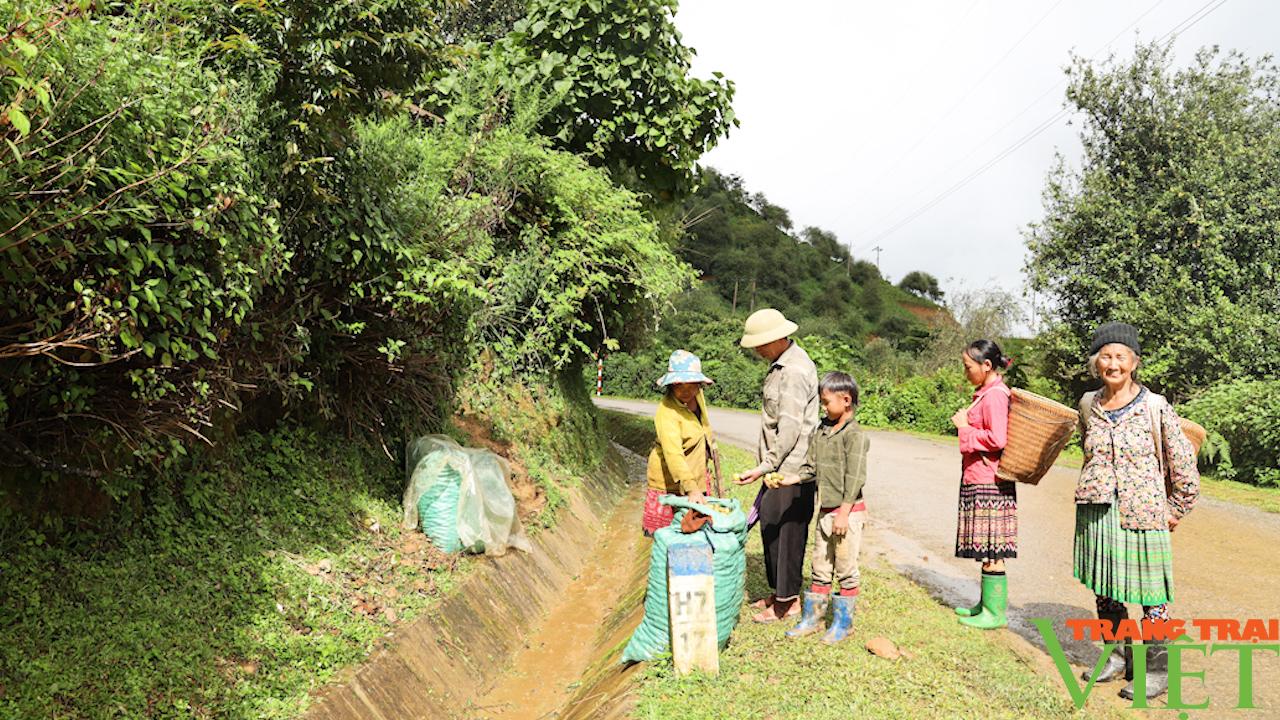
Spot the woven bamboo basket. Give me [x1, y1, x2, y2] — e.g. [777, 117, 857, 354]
[1181, 419, 1206, 455]
[1160, 419, 1207, 497]
[995, 388, 1079, 485]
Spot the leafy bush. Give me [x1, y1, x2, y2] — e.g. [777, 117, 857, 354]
[1182, 379, 1280, 486]
[859, 370, 969, 436]
[1, 4, 286, 481]
[1, 4, 692, 491]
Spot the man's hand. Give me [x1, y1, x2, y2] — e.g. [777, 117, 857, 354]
[951, 408, 970, 430]
[778, 474, 801, 487]
[734, 469, 763, 485]
[832, 509, 850, 536]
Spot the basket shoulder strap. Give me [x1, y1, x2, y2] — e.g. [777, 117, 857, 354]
[1077, 391, 1097, 437]
[1145, 392, 1168, 478]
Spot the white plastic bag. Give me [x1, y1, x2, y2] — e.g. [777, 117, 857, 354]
[402, 435, 531, 556]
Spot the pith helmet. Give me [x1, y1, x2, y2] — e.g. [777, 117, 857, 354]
[739, 308, 798, 348]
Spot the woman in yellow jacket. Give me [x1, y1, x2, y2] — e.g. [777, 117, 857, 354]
[643, 350, 718, 536]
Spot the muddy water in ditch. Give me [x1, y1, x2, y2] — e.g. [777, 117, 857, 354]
[467, 483, 647, 719]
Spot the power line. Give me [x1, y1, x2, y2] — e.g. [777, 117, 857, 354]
[866, 0, 1067, 186]
[851, 0, 1174, 253]
[843, 0, 984, 164]
[850, 0, 1230, 253]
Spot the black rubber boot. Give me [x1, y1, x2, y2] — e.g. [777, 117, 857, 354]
[1120, 640, 1168, 701]
[1081, 608, 1131, 684]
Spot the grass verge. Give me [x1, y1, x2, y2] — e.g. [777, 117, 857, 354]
[1, 380, 605, 719]
[1, 425, 462, 720]
[600, 410, 1130, 720]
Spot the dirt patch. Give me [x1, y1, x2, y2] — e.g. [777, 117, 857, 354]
[452, 413, 546, 521]
[901, 302, 949, 325]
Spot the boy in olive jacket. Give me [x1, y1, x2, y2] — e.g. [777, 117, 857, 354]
[784, 371, 869, 644]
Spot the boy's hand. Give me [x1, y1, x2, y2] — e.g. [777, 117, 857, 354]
[734, 469, 763, 485]
[832, 510, 850, 536]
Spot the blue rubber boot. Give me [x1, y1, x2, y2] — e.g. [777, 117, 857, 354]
[821, 594, 857, 645]
[785, 592, 829, 638]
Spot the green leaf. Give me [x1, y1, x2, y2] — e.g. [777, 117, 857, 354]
[13, 37, 37, 59]
[8, 106, 30, 136]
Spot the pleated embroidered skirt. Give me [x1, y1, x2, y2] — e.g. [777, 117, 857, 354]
[954, 481, 1018, 560]
[1074, 502, 1174, 605]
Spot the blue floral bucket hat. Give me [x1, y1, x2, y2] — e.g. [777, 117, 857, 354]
[655, 349, 714, 388]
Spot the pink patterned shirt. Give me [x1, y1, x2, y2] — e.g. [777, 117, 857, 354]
[958, 378, 1011, 485]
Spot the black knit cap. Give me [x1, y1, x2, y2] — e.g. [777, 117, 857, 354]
[1089, 322, 1141, 356]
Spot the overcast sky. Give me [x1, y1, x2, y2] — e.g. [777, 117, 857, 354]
[675, 0, 1278, 327]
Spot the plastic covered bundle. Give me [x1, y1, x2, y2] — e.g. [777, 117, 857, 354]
[621, 496, 748, 664]
[416, 464, 463, 552]
[402, 435, 531, 556]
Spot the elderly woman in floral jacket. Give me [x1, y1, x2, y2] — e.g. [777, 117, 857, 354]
[1073, 322, 1199, 702]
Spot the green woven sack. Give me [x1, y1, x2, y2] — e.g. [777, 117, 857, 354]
[417, 462, 463, 553]
[621, 496, 747, 663]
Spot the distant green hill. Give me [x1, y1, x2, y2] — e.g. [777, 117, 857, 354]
[673, 168, 942, 348]
[599, 169, 952, 407]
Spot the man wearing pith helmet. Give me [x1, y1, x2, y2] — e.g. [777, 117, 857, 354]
[734, 308, 820, 623]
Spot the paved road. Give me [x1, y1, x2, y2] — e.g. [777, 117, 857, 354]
[596, 397, 1280, 718]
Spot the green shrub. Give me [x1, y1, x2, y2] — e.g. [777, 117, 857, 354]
[858, 370, 969, 435]
[1, 5, 285, 480]
[1182, 379, 1280, 486]
[1, 7, 690, 489]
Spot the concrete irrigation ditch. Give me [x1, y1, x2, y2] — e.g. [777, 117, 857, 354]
[305, 445, 651, 720]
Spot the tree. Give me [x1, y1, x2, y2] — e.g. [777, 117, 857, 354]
[1025, 44, 1280, 401]
[474, 0, 736, 198]
[800, 227, 850, 265]
[914, 289, 1024, 374]
[898, 271, 944, 302]
[849, 260, 881, 286]
[0, 2, 696, 481]
[751, 192, 793, 230]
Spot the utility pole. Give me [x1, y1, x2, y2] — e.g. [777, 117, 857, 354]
[732, 279, 739, 313]
[750, 277, 757, 312]
[871, 246, 883, 273]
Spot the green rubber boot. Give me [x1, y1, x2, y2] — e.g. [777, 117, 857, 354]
[958, 571, 1007, 630]
[954, 580, 983, 617]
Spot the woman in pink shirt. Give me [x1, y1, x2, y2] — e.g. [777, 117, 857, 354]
[951, 339, 1014, 630]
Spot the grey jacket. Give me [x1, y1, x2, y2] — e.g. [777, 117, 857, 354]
[752, 341, 819, 477]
